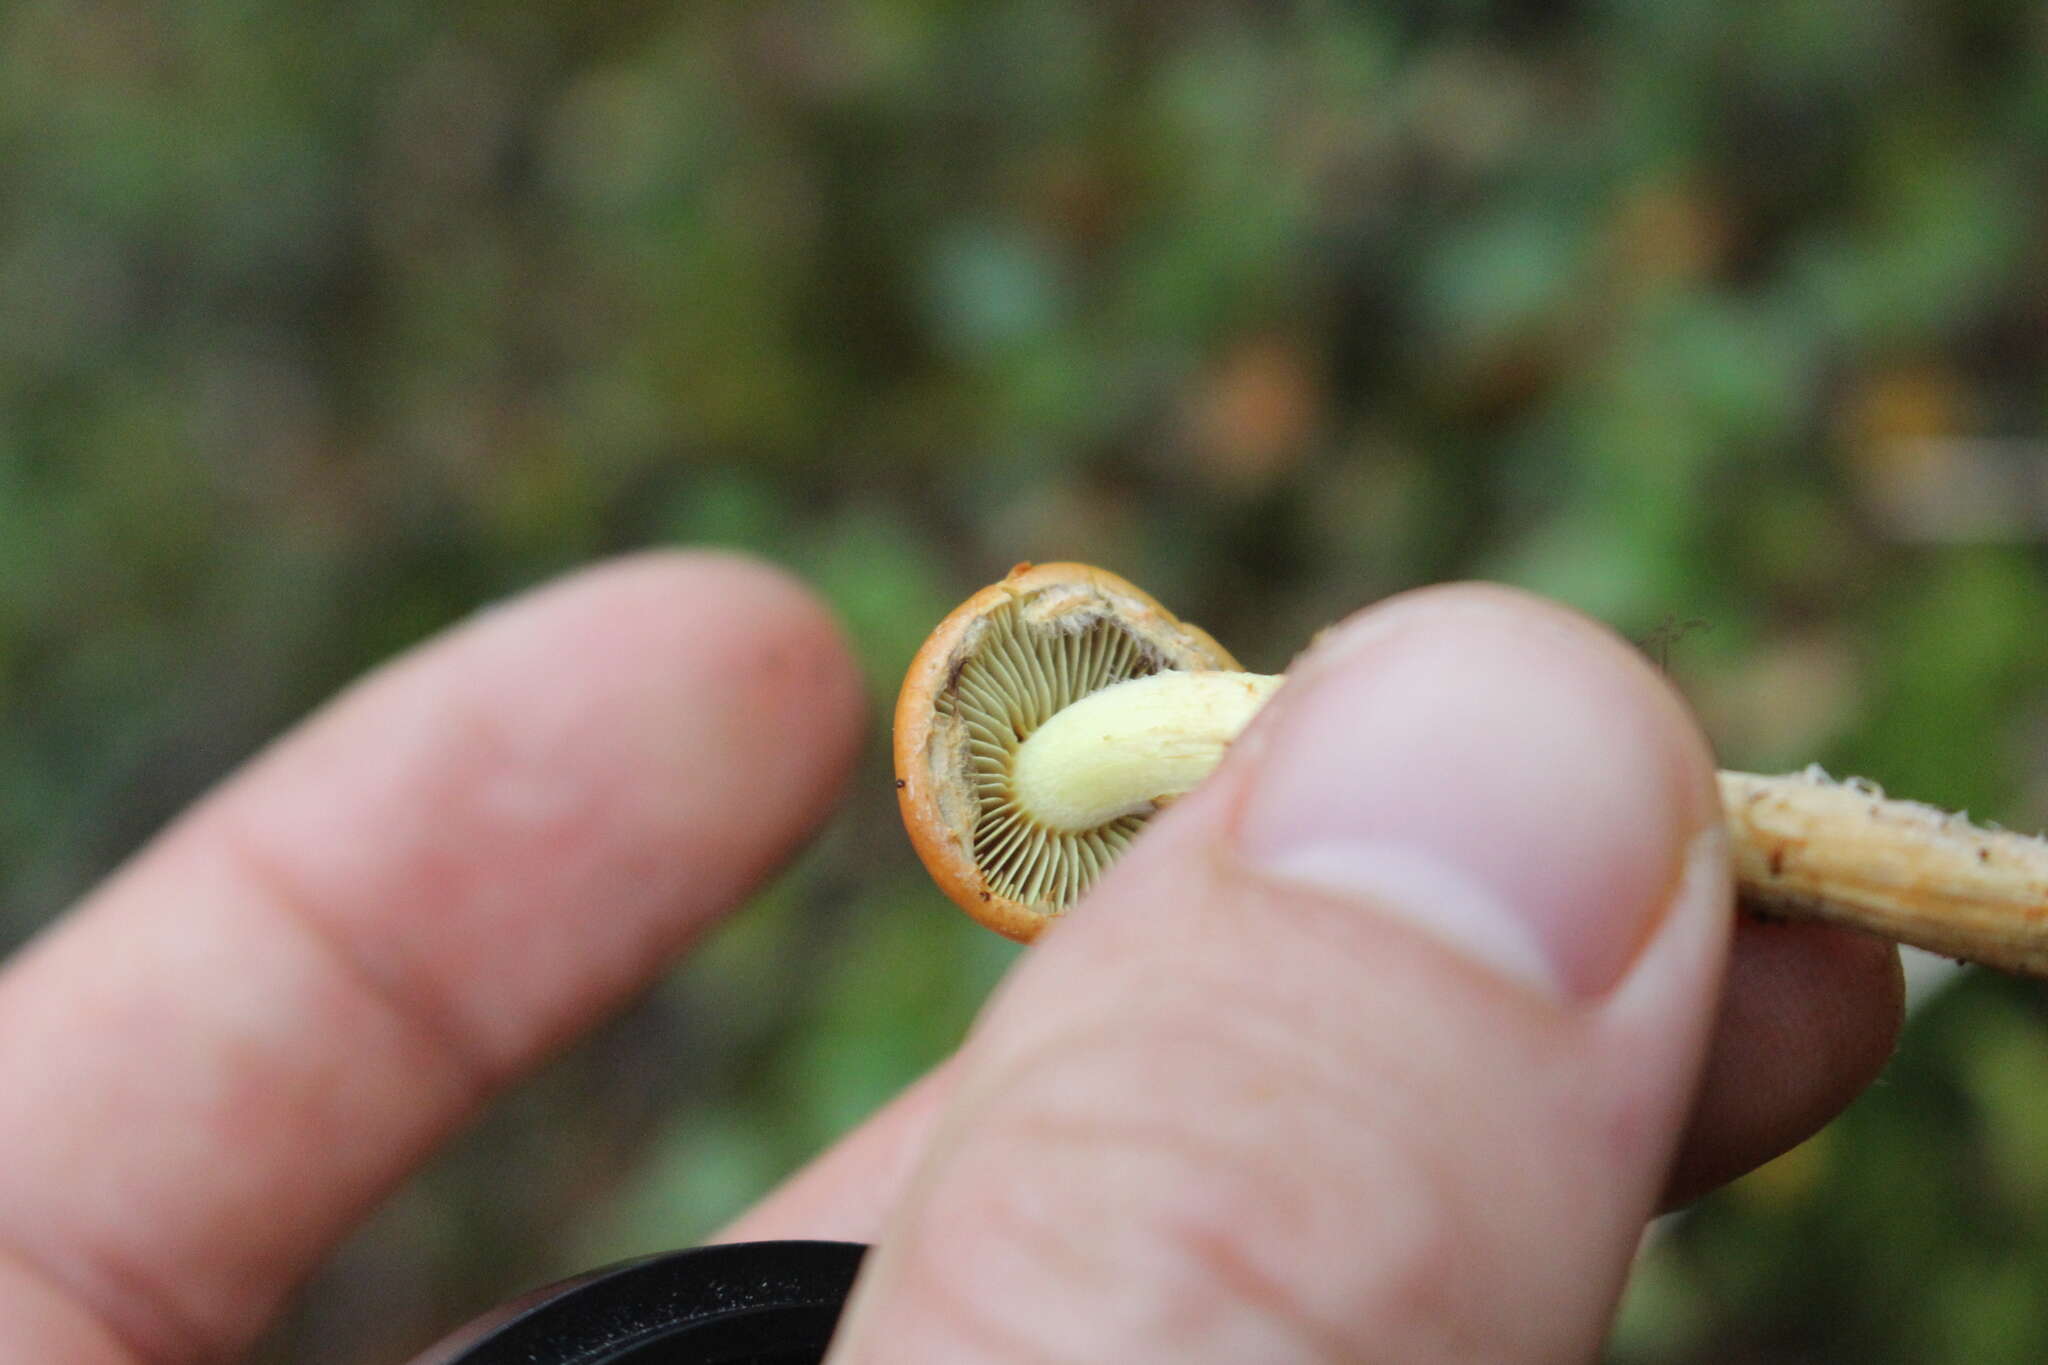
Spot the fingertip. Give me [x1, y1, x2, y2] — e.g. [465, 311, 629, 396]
[1233, 580, 1723, 1000]
[579, 547, 870, 791]
[1662, 918, 1904, 1207]
[480, 547, 867, 756]
[1295, 581, 1719, 819]
[215, 547, 867, 1070]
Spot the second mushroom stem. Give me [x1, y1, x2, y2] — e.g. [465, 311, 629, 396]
[1009, 670, 2048, 978]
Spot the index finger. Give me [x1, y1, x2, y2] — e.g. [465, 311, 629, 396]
[0, 552, 863, 1365]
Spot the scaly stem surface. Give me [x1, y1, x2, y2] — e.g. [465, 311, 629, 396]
[1009, 670, 2048, 977]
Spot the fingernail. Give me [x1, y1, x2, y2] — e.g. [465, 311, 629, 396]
[1235, 590, 1709, 999]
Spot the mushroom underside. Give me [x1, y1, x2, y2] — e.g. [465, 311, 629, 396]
[938, 594, 1172, 911]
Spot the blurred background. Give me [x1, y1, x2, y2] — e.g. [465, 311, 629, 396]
[5, 0, 2048, 1359]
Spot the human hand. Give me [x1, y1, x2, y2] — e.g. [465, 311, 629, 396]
[0, 559, 1900, 1363]
[0, 553, 862, 1361]
[733, 581, 1905, 1363]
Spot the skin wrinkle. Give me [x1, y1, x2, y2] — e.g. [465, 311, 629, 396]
[1187, 1051, 1482, 1359]
[0, 1220, 177, 1365]
[0, 1240, 141, 1365]
[237, 668, 656, 1067]
[964, 964, 1494, 1343]
[0, 841, 485, 1365]
[967, 957, 1348, 1111]
[1147, 970, 1372, 1108]
[944, 1118, 1114, 1293]
[891, 1148, 1179, 1365]
[222, 552, 863, 1074]
[208, 816, 503, 1104]
[1060, 860, 1567, 1186]
[1169, 1222, 1351, 1365]
[874, 1226, 1084, 1365]
[991, 1107, 1353, 1360]
[922, 1007, 1478, 1362]
[844, 1057, 1102, 1362]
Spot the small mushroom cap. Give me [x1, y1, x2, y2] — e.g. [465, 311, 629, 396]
[894, 562, 1241, 942]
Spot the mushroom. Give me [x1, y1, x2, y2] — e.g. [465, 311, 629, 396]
[893, 562, 1254, 941]
[896, 562, 2048, 976]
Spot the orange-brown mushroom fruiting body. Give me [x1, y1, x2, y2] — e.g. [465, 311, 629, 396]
[893, 562, 1240, 942]
[894, 563, 2048, 977]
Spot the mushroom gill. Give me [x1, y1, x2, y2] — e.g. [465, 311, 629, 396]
[939, 595, 1164, 911]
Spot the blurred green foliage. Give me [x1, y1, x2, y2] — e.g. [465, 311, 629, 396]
[5, 0, 2048, 1360]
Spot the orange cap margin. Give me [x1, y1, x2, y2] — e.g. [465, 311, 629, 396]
[893, 562, 1240, 942]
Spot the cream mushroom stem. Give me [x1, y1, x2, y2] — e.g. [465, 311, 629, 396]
[1011, 671, 1285, 831]
[1007, 669, 2048, 978]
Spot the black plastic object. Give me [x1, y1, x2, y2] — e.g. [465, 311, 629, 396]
[406, 1240, 868, 1365]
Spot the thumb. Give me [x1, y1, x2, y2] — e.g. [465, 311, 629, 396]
[829, 584, 1732, 1364]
